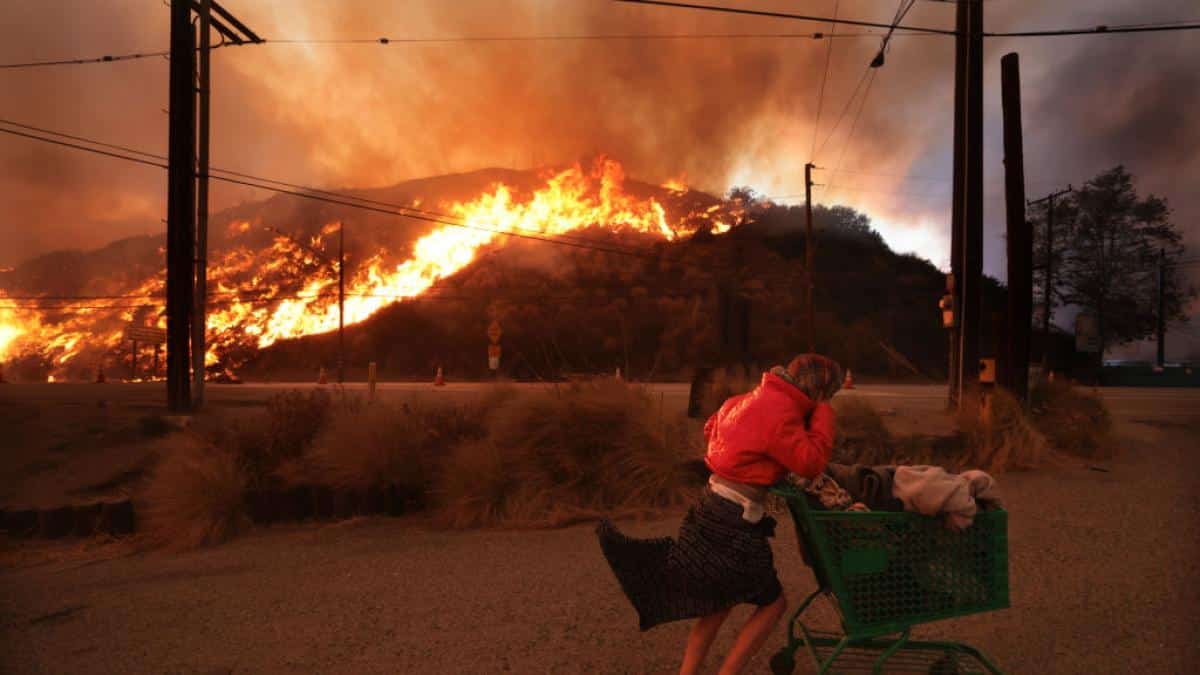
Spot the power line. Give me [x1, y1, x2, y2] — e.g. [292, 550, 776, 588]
[0, 118, 707, 258]
[809, 0, 840, 161]
[0, 41, 250, 70]
[816, 0, 910, 172]
[814, 66, 872, 159]
[616, 0, 1200, 38]
[0, 50, 171, 70]
[615, 0, 957, 35]
[0, 30, 908, 69]
[1, 284, 721, 310]
[825, 69, 880, 203]
[264, 32, 885, 45]
[986, 22, 1200, 37]
[8, 16, 1195, 72]
[0, 121, 734, 269]
[0, 126, 167, 170]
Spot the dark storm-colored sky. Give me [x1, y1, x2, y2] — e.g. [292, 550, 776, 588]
[1, 1, 1197, 354]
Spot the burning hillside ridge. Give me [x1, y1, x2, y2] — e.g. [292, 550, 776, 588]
[0, 158, 739, 381]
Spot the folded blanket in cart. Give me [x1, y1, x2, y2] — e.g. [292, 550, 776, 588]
[892, 466, 1002, 531]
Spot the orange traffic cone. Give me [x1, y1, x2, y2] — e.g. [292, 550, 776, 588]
[317, 367, 328, 385]
[95, 365, 106, 384]
[843, 369, 855, 389]
[434, 367, 446, 387]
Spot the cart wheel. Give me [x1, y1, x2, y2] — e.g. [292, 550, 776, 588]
[769, 648, 795, 674]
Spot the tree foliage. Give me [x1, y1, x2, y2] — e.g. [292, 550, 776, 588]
[1044, 166, 1193, 349]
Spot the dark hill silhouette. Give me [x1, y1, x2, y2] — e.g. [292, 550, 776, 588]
[2, 164, 1003, 382]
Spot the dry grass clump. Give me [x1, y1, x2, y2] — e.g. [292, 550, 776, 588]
[189, 388, 340, 487]
[1029, 380, 1114, 459]
[830, 396, 893, 465]
[292, 392, 510, 504]
[436, 380, 695, 528]
[698, 367, 758, 419]
[958, 388, 1049, 472]
[138, 441, 249, 550]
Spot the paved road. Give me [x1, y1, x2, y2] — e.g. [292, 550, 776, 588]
[1, 383, 1198, 673]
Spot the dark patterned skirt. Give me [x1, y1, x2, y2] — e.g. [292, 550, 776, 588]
[595, 488, 781, 631]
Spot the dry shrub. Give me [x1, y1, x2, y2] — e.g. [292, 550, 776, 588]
[830, 395, 892, 465]
[699, 367, 757, 419]
[958, 388, 1049, 472]
[1029, 380, 1114, 458]
[435, 379, 694, 528]
[286, 388, 515, 504]
[190, 388, 342, 487]
[138, 441, 249, 550]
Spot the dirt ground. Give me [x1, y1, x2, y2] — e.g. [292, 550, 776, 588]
[1, 389, 1198, 674]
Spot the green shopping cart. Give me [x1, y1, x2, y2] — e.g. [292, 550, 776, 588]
[768, 482, 1009, 674]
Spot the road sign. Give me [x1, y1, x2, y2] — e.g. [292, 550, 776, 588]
[487, 320, 502, 344]
[123, 324, 167, 344]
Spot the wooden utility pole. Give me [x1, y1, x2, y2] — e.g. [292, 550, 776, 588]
[167, 0, 258, 410]
[948, 0, 967, 408]
[166, 0, 197, 411]
[962, 0, 984, 410]
[804, 162, 816, 352]
[1000, 52, 1031, 401]
[950, 0, 983, 410]
[193, 0, 212, 407]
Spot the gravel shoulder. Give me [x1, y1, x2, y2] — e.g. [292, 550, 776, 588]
[1, 400, 1198, 674]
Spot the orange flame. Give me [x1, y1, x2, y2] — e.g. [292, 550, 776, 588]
[2, 159, 731, 379]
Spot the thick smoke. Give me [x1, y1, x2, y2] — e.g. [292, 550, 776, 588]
[0, 0, 1196, 297]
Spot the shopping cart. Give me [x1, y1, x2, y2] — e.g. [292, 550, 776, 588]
[768, 482, 1009, 674]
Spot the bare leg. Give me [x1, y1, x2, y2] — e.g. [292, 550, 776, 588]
[717, 594, 787, 675]
[680, 607, 732, 675]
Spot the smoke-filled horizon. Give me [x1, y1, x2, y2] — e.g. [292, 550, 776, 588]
[2, 0, 1198, 357]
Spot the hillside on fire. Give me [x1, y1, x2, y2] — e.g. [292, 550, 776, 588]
[0, 159, 1003, 382]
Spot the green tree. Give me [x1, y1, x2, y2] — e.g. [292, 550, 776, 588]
[1057, 166, 1194, 350]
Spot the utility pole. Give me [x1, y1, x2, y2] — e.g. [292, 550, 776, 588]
[948, 0, 966, 409]
[165, 0, 258, 411]
[193, 0, 211, 408]
[338, 222, 346, 384]
[962, 0, 984, 411]
[804, 162, 816, 352]
[166, 0, 197, 412]
[1000, 52, 1031, 401]
[950, 0, 983, 411]
[1157, 247, 1166, 368]
[1028, 185, 1072, 368]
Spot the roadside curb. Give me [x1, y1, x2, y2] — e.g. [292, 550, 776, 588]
[2, 486, 419, 541]
[1, 500, 136, 539]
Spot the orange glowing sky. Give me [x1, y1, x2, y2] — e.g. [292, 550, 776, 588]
[1, 0, 1198, 359]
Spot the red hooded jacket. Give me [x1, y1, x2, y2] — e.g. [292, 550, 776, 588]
[704, 372, 836, 487]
